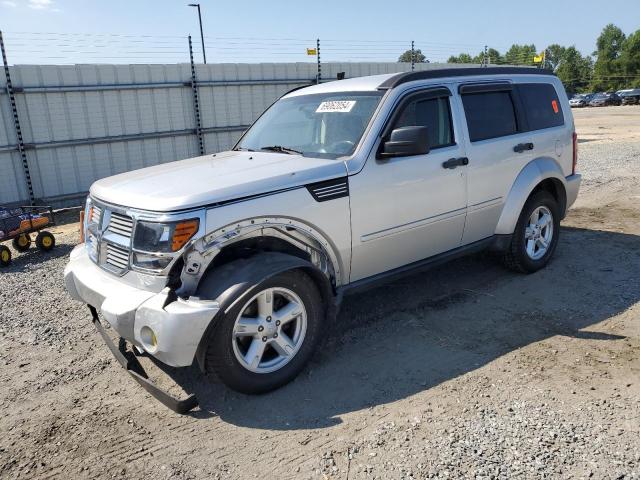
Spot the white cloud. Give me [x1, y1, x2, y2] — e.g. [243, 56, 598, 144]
[2, 1, 18, 7]
[28, 0, 53, 9]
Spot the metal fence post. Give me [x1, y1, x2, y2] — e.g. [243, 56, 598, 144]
[0, 30, 35, 205]
[411, 41, 415, 71]
[316, 38, 321, 84]
[188, 35, 205, 156]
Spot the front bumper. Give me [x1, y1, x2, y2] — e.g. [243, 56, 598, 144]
[89, 305, 198, 414]
[64, 245, 219, 367]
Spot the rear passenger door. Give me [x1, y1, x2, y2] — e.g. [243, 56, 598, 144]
[458, 82, 565, 245]
[516, 82, 570, 175]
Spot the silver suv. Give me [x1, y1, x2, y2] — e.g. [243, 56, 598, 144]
[64, 67, 581, 412]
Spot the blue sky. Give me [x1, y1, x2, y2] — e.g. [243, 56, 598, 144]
[1, 0, 639, 64]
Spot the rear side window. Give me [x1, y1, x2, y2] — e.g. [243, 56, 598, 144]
[518, 83, 564, 131]
[461, 91, 517, 142]
[393, 96, 454, 148]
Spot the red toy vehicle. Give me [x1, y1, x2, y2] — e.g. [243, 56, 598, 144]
[0, 206, 56, 266]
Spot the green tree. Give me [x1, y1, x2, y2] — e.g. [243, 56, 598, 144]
[398, 49, 427, 63]
[504, 44, 538, 66]
[447, 53, 473, 63]
[447, 48, 502, 65]
[619, 29, 640, 88]
[486, 48, 503, 65]
[544, 44, 566, 71]
[591, 24, 626, 91]
[556, 46, 594, 94]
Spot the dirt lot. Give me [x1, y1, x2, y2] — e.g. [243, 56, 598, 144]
[1, 106, 639, 479]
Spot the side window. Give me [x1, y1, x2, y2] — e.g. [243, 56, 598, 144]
[518, 83, 564, 131]
[393, 96, 454, 149]
[461, 91, 518, 142]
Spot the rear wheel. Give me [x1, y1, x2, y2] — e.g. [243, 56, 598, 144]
[0, 245, 11, 267]
[36, 231, 55, 251]
[205, 269, 323, 394]
[13, 234, 31, 252]
[503, 191, 560, 273]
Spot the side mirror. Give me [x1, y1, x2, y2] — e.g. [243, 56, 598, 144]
[379, 126, 430, 158]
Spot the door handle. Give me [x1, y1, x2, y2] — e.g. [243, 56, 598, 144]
[513, 142, 534, 153]
[442, 157, 469, 169]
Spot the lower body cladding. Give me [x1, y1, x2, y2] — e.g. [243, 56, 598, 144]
[64, 245, 219, 413]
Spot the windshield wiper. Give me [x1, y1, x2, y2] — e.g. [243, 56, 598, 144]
[232, 146, 255, 152]
[259, 145, 303, 155]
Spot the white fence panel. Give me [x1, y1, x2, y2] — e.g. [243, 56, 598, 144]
[0, 61, 469, 207]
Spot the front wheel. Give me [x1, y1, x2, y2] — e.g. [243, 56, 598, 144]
[36, 231, 55, 251]
[0, 245, 11, 267]
[205, 269, 323, 394]
[503, 191, 560, 273]
[13, 234, 31, 252]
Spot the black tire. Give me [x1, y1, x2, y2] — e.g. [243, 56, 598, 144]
[35, 231, 55, 251]
[204, 269, 323, 394]
[0, 245, 11, 267]
[12, 234, 31, 252]
[503, 190, 560, 273]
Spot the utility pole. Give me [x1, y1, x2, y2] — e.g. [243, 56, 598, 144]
[483, 45, 488, 67]
[188, 35, 205, 155]
[1, 30, 35, 205]
[188, 3, 207, 64]
[316, 38, 321, 84]
[411, 41, 415, 71]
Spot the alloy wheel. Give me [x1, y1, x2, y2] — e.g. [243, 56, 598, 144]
[524, 206, 554, 260]
[231, 287, 307, 374]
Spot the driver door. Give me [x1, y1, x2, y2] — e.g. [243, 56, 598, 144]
[349, 87, 468, 282]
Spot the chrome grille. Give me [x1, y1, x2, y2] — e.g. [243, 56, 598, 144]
[87, 233, 99, 260]
[107, 212, 134, 238]
[91, 205, 102, 224]
[105, 243, 130, 271]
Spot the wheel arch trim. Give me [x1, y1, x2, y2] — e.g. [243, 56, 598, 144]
[495, 156, 567, 235]
[177, 216, 345, 298]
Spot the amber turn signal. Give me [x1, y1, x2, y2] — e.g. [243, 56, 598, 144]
[79, 209, 86, 243]
[171, 219, 199, 251]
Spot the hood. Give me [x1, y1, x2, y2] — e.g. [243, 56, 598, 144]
[90, 151, 348, 212]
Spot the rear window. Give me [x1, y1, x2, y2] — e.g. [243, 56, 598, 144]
[461, 91, 518, 142]
[517, 83, 564, 131]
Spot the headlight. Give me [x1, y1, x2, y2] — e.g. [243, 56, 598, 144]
[133, 219, 199, 253]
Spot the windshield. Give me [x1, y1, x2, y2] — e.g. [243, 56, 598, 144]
[236, 91, 384, 159]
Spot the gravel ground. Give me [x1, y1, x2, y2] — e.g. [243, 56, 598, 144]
[0, 106, 639, 479]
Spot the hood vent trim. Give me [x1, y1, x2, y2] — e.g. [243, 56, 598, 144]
[307, 177, 349, 202]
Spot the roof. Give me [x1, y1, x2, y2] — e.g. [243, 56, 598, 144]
[378, 67, 555, 89]
[283, 66, 555, 98]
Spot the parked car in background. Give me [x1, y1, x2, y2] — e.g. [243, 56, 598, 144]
[569, 94, 590, 108]
[620, 89, 640, 105]
[615, 89, 634, 97]
[589, 92, 622, 107]
[64, 67, 581, 412]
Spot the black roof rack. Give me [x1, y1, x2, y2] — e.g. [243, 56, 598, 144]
[378, 67, 555, 90]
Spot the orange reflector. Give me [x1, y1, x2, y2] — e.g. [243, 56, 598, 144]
[79, 210, 85, 243]
[171, 219, 199, 251]
[551, 100, 559, 114]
